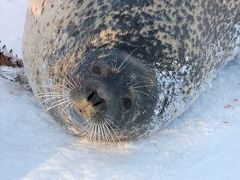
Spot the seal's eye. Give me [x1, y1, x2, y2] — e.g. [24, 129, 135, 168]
[92, 66, 101, 75]
[122, 98, 132, 110]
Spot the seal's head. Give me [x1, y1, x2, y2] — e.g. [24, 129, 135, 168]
[51, 48, 158, 142]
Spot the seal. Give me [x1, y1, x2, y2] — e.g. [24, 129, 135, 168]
[22, 0, 240, 142]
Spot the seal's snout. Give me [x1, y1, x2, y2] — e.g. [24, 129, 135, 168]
[86, 88, 105, 108]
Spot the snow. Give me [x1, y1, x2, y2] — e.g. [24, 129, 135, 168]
[0, 0, 240, 179]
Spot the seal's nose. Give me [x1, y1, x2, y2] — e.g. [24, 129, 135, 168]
[86, 89, 105, 108]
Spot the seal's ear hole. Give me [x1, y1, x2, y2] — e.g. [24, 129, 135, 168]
[92, 66, 101, 75]
[122, 98, 132, 110]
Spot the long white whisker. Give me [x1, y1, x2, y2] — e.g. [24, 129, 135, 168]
[35, 92, 64, 97]
[59, 72, 78, 92]
[117, 47, 139, 72]
[105, 122, 115, 142]
[105, 116, 121, 132]
[62, 102, 73, 113]
[40, 96, 64, 104]
[36, 95, 64, 99]
[131, 85, 155, 89]
[53, 84, 73, 92]
[101, 123, 108, 142]
[105, 119, 120, 142]
[46, 99, 73, 111]
[88, 122, 94, 140]
[99, 123, 105, 142]
[131, 89, 154, 99]
[104, 123, 112, 142]
[96, 123, 100, 141]
[93, 123, 97, 141]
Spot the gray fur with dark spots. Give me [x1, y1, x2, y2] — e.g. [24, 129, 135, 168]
[23, 0, 240, 140]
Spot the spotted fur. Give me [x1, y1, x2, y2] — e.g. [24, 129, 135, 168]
[23, 0, 240, 140]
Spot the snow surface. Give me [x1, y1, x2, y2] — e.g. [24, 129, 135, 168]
[0, 0, 240, 179]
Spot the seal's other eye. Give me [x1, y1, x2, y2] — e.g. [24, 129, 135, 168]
[92, 66, 101, 75]
[122, 98, 132, 110]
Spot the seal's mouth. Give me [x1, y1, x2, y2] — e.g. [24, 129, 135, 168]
[74, 99, 96, 120]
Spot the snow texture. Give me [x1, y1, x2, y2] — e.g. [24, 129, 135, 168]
[0, 0, 240, 179]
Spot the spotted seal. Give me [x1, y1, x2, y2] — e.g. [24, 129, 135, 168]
[22, 0, 240, 142]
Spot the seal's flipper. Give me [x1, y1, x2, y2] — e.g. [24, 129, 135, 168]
[0, 42, 30, 90]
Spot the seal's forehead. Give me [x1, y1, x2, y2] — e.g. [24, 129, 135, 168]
[28, 0, 47, 17]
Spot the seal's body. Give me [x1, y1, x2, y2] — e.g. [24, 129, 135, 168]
[23, 0, 240, 141]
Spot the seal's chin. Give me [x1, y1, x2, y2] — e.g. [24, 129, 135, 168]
[68, 100, 123, 142]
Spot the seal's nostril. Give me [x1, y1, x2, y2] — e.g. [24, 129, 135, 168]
[93, 99, 105, 107]
[87, 90, 105, 107]
[87, 91, 95, 101]
[123, 98, 132, 110]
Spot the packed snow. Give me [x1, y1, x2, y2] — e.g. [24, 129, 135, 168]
[0, 0, 240, 179]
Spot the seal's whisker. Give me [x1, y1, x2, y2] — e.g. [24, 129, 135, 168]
[59, 71, 78, 92]
[105, 125, 111, 142]
[89, 123, 94, 140]
[99, 123, 105, 140]
[106, 119, 121, 142]
[118, 63, 129, 73]
[52, 73, 75, 91]
[46, 99, 73, 111]
[131, 82, 144, 87]
[85, 123, 91, 139]
[105, 117, 121, 132]
[39, 96, 64, 104]
[117, 47, 139, 72]
[106, 123, 114, 142]
[129, 81, 152, 88]
[93, 123, 97, 141]
[105, 118, 120, 132]
[105, 119, 120, 142]
[63, 113, 90, 136]
[131, 89, 155, 99]
[37, 80, 74, 92]
[131, 84, 155, 89]
[101, 123, 109, 142]
[98, 124, 102, 141]
[87, 122, 94, 140]
[46, 99, 73, 112]
[69, 75, 81, 90]
[45, 97, 74, 104]
[103, 122, 111, 141]
[35, 91, 65, 97]
[96, 124, 100, 141]
[35, 90, 69, 96]
[36, 94, 64, 99]
[78, 123, 89, 137]
[61, 102, 73, 113]
[91, 123, 97, 141]
[104, 122, 115, 142]
[97, 124, 101, 141]
[52, 85, 73, 92]
[99, 123, 105, 141]
[96, 123, 100, 141]
[52, 82, 74, 90]
[61, 81, 76, 93]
